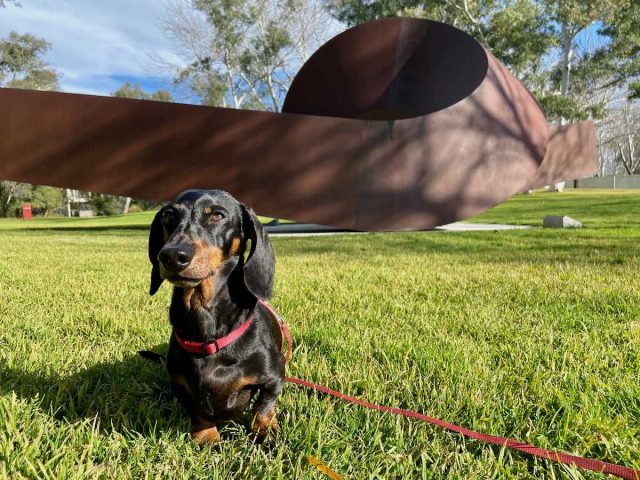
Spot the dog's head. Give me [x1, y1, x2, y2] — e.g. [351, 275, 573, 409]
[148, 189, 275, 300]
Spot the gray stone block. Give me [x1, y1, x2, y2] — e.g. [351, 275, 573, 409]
[543, 215, 582, 228]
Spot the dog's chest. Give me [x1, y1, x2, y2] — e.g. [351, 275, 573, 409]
[168, 346, 258, 419]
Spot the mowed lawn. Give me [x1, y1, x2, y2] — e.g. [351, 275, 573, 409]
[0, 190, 638, 479]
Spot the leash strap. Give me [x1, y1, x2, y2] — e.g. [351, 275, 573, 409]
[261, 302, 639, 480]
[285, 377, 639, 479]
[258, 299, 293, 363]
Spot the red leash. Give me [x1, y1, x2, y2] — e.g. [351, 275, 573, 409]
[260, 301, 639, 480]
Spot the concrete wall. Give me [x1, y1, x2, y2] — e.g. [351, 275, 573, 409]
[565, 175, 640, 189]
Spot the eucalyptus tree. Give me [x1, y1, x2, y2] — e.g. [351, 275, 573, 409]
[159, 0, 338, 111]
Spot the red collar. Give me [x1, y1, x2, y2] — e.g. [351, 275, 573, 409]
[173, 299, 283, 356]
[174, 314, 254, 356]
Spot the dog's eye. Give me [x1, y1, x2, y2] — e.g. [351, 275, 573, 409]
[210, 211, 225, 222]
[161, 209, 176, 224]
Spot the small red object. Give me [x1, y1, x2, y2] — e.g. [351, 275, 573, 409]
[22, 203, 32, 220]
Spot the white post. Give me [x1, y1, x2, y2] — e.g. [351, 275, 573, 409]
[65, 189, 72, 217]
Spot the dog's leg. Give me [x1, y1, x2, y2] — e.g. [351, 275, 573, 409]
[171, 379, 195, 416]
[172, 381, 220, 444]
[251, 378, 283, 440]
[191, 417, 220, 444]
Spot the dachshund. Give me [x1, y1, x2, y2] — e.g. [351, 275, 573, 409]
[148, 189, 284, 443]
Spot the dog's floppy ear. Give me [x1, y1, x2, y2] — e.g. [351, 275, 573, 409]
[148, 209, 165, 295]
[241, 205, 275, 300]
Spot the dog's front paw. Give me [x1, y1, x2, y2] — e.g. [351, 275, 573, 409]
[191, 423, 220, 444]
[252, 410, 279, 443]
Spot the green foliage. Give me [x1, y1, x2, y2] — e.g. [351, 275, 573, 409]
[0, 31, 59, 90]
[130, 199, 161, 212]
[0, 191, 638, 478]
[541, 0, 611, 30]
[89, 194, 124, 216]
[327, 0, 497, 40]
[485, 0, 555, 77]
[23, 185, 63, 215]
[112, 82, 174, 102]
[0, 183, 64, 217]
[0, 181, 25, 217]
[537, 92, 605, 123]
[175, 62, 228, 107]
[598, 1, 640, 99]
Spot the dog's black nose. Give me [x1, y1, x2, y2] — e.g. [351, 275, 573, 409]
[158, 245, 195, 272]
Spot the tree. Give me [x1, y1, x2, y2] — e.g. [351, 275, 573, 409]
[113, 82, 174, 102]
[158, 0, 338, 111]
[0, 181, 26, 217]
[597, 1, 640, 99]
[327, 0, 494, 40]
[483, 0, 554, 81]
[0, 182, 65, 217]
[25, 184, 63, 216]
[598, 100, 640, 175]
[0, 31, 59, 90]
[88, 194, 124, 216]
[528, 0, 620, 124]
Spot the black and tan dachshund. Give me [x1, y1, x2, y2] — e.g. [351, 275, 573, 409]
[148, 189, 284, 443]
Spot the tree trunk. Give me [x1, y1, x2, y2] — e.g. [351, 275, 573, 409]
[618, 144, 633, 175]
[560, 23, 573, 99]
[550, 22, 574, 193]
[122, 197, 131, 214]
[64, 189, 72, 217]
[625, 120, 636, 173]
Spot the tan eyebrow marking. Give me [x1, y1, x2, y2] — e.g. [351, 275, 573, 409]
[204, 207, 212, 215]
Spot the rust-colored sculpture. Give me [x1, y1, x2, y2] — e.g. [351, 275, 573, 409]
[0, 18, 596, 231]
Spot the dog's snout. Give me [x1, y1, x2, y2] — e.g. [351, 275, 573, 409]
[158, 245, 195, 272]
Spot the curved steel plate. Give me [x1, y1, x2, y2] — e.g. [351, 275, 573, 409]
[0, 18, 596, 231]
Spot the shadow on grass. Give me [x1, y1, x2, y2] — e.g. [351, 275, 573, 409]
[0, 344, 275, 442]
[0, 344, 187, 437]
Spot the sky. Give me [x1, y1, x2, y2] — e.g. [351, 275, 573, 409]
[1, 1, 609, 100]
[0, 0, 184, 97]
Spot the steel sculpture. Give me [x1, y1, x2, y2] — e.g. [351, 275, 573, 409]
[0, 18, 596, 231]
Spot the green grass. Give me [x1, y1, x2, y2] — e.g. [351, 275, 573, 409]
[1, 190, 638, 479]
[472, 189, 640, 229]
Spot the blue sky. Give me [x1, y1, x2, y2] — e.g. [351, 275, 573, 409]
[0, 0, 184, 97]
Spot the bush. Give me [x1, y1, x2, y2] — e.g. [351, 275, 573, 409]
[89, 194, 123, 216]
[126, 204, 143, 213]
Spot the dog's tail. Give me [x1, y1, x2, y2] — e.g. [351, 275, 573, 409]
[138, 350, 165, 363]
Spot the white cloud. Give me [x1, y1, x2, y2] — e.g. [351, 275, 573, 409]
[0, 0, 184, 95]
